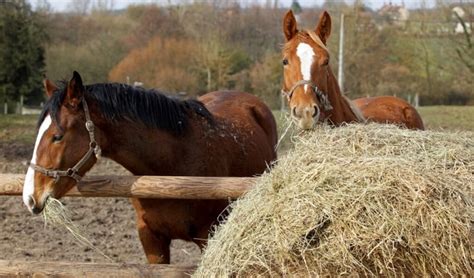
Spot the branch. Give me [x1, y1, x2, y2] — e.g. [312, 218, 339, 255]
[453, 11, 472, 49]
[456, 48, 474, 73]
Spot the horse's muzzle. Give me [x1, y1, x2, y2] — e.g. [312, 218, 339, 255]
[26, 195, 47, 215]
[296, 117, 315, 130]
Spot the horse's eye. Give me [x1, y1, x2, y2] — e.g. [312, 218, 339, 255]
[52, 134, 63, 142]
[282, 59, 289, 66]
[322, 58, 329, 66]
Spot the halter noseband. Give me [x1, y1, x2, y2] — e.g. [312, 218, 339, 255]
[29, 97, 101, 183]
[282, 79, 333, 112]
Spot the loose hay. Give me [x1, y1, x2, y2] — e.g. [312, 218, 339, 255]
[43, 197, 113, 262]
[195, 123, 473, 277]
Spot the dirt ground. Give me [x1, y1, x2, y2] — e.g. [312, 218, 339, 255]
[0, 141, 201, 265]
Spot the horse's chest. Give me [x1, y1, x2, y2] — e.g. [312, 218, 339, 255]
[137, 199, 227, 240]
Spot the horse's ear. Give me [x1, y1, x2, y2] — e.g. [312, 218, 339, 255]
[43, 79, 58, 98]
[66, 71, 84, 109]
[283, 10, 298, 41]
[315, 11, 332, 45]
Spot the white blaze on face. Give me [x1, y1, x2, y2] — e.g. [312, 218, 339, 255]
[296, 43, 315, 92]
[23, 115, 52, 208]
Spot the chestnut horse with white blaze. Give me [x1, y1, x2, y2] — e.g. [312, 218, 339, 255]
[282, 10, 424, 130]
[23, 71, 277, 264]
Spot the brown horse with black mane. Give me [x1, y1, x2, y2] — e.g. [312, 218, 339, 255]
[281, 10, 424, 130]
[22, 71, 277, 264]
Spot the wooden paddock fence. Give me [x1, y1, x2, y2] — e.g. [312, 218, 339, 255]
[0, 173, 257, 277]
[0, 260, 196, 278]
[0, 174, 255, 199]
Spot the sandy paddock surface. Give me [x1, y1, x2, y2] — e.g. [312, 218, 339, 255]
[0, 141, 201, 265]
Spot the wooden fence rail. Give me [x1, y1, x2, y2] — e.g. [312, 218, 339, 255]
[0, 174, 255, 199]
[0, 260, 196, 277]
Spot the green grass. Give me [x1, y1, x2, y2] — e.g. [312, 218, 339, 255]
[274, 106, 474, 132]
[0, 106, 472, 145]
[0, 114, 38, 144]
[417, 106, 474, 132]
[272, 106, 474, 154]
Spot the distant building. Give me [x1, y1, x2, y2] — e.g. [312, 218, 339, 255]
[452, 6, 465, 18]
[377, 2, 410, 27]
[291, 0, 302, 23]
[455, 21, 471, 34]
[452, 6, 472, 34]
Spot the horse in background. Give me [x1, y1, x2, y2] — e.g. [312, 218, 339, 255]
[281, 10, 424, 130]
[352, 96, 424, 130]
[23, 71, 277, 264]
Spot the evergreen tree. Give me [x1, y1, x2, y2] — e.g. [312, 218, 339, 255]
[0, 0, 47, 106]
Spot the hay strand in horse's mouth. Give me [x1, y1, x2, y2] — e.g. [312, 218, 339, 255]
[43, 197, 114, 262]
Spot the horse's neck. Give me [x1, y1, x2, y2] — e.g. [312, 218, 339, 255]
[95, 116, 203, 176]
[326, 71, 361, 125]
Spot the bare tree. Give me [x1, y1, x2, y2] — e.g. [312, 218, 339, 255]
[68, 0, 91, 15]
[453, 11, 473, 72]
[93, 0, 115, 12]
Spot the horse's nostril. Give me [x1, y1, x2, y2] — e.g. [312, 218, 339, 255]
[292, 107, 299, 118]
[26, 196, 43, 214]
[27, 196, 36, 208]
[31, 205, 43, 215]
[312, 105, 321, 120]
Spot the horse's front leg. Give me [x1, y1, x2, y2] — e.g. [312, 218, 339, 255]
[132, 199, 171, 264]
[137, 222, 171, 264]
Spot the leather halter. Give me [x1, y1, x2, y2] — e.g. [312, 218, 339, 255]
[29, 97, 101, 183]
[281, 80, 333, 112]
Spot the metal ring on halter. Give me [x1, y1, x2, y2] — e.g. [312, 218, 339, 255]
[85, 120, 94, 132]
[90, 141, 97, 149]
[66, 168, 75, 177]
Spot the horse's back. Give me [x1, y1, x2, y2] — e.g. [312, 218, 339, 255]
[199, 90, 278, 159]
[353, 96, 424, 130]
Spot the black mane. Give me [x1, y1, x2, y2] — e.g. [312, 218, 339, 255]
[38, 83, 214, 135]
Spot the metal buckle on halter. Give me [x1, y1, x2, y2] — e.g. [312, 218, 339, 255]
[85, 120, 94, 132]
[281, 89, 293, 101]
[314, 87, 333, 111]
[90, 140, 101, 159]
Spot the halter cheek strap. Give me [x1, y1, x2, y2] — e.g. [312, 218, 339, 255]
[29, 98, 101, 183]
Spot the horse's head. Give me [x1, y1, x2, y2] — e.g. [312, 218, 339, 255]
[282, 10, 333, 130]
[23, 71, 100, 214]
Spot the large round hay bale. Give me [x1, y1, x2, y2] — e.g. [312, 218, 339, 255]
[195, 124, 473, 277]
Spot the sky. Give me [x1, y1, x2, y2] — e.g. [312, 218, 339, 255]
[29, 0, 438, 13]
